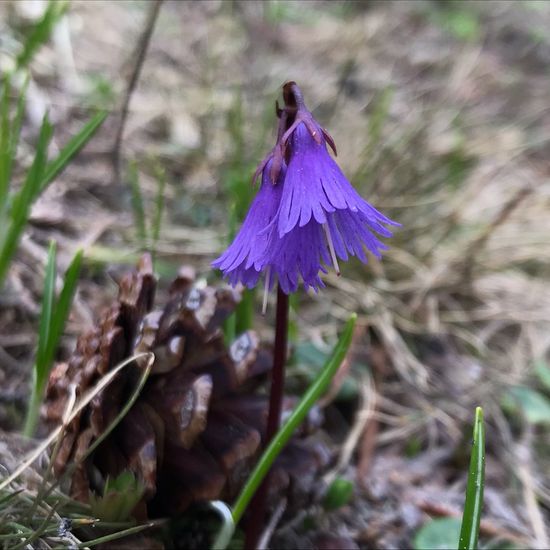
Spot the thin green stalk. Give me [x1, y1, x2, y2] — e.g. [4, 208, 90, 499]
[458, 406, 485, 550]
[151, 162, 166, 260]
[212, 313, 356, 549]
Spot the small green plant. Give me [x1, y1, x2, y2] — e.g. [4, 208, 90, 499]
[0, 73, 106, 289]
[458, 406, 485, 550]
[23, 242, 83, 437]
[414, 517, 462, 550]
[89, 471, 146, 522]
[322, 477, 354, 511]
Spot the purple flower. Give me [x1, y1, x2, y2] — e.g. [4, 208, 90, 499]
[272, 119, 398, 284]
[213, 83, 399, 298]
[212, 158, 283, 289]
[265, 219, 330, 294]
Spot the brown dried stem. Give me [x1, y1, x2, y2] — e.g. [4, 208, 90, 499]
[112, 0, 163, 185]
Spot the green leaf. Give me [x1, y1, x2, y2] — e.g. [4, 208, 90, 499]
[1, 76, 30, 215]
[415, 517, 462, 550]
[41, 110, 108, 191]
[504, 386, 550, 425]
[292, 341, 359, 401]
[458, 406, 485, 550]
[534, 360, 550, 392]
[322, 478, 354, 511]
[90, 471, 145, 522]
[429, 5, 480, 42]
[445, 10, 480, 41]
[294, 341, 328, 370]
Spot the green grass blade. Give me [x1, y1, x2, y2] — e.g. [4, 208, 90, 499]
[35, 241, 57, 373]
[0, 74, 11, 210]
[458, 406, 485, 550]
[231, 313, 357, 525]
[0, 75, 28, 217]
[151, 163, 166, 256]
[1, 77, 30, 215]
[0, 114, 53, 288]
[23, 241, 57, 437]
[15, 0, 68, 70]
[0, 107, 105, 289]
[128, 161, 147, 246]
[23, 247, 82, 437]
[43, 248, 83, 382]
[40, 110, 107, 191]
[10, 76, 29, 157]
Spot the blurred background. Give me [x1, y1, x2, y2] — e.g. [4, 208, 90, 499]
[0, 0, 549, 548]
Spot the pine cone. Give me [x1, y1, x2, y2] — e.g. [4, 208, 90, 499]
[44, 255, 325, 517]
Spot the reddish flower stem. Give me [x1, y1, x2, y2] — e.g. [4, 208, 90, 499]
[244, 285, 289, 549]
[244, 86, 296, 548]
[266, 285, 289, 441]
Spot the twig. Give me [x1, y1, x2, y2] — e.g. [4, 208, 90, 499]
[257, 498, 287, 550]
[357, 406, 379, 481]
[324, 374, 376, 486]
[462, 185, 532, 281]
[112, 0, 163, 185]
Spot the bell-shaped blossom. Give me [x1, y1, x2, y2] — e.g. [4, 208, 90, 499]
[213, 87, 399, 297]
[278, 120, 396, 239]
[264, 117, 398, 291]
[212, 159, 283, 289]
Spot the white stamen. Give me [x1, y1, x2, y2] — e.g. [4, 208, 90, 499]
[323, 223, 340, 276]
[262, 266, 271, 315]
